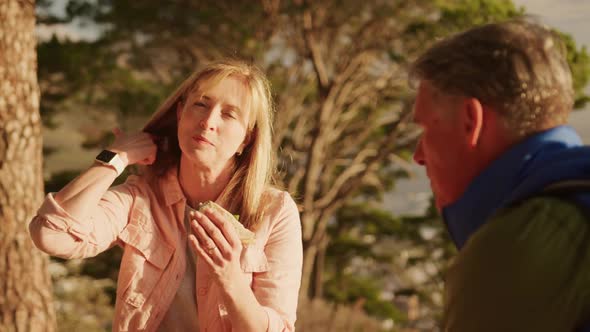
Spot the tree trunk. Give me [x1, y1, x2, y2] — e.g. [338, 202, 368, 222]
[299, 241, 318, 301]
[300, 208, 338, 300]
[0, 1, 56, 331]
[314, 236, 328, 298]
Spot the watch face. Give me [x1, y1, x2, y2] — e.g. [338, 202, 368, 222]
[96, 150, 117, 163]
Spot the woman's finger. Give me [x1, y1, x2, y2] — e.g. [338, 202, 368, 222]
[191, 212, 232, 258]
[193, 211, 228, 245]
[137, 159, 150, 166]
[138, 154, 156, 165]
[112, 127, 123, 138]
[189, 234, 217, 266]
[200, 207, 240, 250]
[190, 222, 224, 264]
[190, 218, 227, 263]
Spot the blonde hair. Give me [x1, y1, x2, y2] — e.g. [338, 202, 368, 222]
[142, 59, 276, 230]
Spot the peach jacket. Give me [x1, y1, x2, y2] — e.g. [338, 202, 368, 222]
[29, 169, 303, 331]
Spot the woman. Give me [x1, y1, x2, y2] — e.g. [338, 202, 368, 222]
[30, 59, 303, 332]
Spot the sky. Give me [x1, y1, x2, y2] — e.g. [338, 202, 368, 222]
[386, 0, 590, 215]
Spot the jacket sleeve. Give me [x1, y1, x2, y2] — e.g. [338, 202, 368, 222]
[29, 176, 141, 259]
[443, 197, 590, 332]
[252, 192, 303, 332]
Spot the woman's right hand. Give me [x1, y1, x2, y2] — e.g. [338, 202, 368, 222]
[108, 128, 158, 166]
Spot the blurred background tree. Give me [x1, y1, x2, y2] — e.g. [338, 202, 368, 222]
[31, 0, 590, 331]
[0, 1, 56, 331]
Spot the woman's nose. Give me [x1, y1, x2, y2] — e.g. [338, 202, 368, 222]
[199, 107, 220, 130]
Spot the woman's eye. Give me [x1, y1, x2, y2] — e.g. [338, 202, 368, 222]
[195, 102, 207, 108]
[224, 112, 236, 119]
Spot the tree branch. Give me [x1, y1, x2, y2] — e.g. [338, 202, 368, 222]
[323, 107, 414, 213]
[301, 4, 330, 92]
[315, 146, 378, 208]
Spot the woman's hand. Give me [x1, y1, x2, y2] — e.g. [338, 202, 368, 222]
[189, 207, 245, 289]
[109, 128, 158, 166]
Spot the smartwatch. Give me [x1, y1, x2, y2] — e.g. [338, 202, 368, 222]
[95, 150, 126, 176]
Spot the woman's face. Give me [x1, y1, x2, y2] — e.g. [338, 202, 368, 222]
[177, 75, 251, 171]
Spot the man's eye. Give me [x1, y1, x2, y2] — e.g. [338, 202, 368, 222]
[407, 123, 424, 137]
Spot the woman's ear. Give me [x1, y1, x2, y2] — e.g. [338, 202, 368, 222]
[237, 135, 248, 155]
[237, 130, 254, 156]
[176, 101, 183, 123]
[463, 97, 484, 148]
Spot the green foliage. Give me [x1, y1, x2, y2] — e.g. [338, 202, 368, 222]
[336, 203, 405, 237]
[44, 170, 81, 194]
[79, 247, 123, 305]
[81, 130, 113, 149]
[437, 0, 523, 28]
[323, 203, 407, 320]
[50, 258, 115, 332]
[38, 37, 112, 123]
[325, 274, 406, 323]
[324, 198, 455, 325]
[38, 36, 169, 127]
[560, 33, 590, 108]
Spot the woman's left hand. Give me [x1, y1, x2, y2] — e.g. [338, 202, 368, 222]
[189, 207, 244, 288]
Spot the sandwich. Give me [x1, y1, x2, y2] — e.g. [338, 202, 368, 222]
[198, 201, 256, 245]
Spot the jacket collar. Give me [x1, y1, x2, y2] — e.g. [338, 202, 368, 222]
[442, 125, 587, 249]
[159, 166, 186, 206]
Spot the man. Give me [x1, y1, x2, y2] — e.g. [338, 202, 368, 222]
[411, 19, 590, 331]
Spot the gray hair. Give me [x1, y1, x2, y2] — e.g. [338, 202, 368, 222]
[410, 18, 574, 137]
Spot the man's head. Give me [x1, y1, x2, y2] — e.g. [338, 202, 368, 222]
[410, 18, 574, 209]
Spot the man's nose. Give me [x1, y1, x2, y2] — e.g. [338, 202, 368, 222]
[413, 139, 425, 166]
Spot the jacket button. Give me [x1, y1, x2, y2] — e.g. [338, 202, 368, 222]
[197, 287, 208, 296]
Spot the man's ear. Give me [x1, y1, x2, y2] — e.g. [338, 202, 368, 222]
[463, 97, 484, 148]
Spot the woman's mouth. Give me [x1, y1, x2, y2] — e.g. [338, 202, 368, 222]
[193, 135, 214, 146]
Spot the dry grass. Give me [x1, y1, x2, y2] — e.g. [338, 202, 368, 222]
[295, 298, 386, 332]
